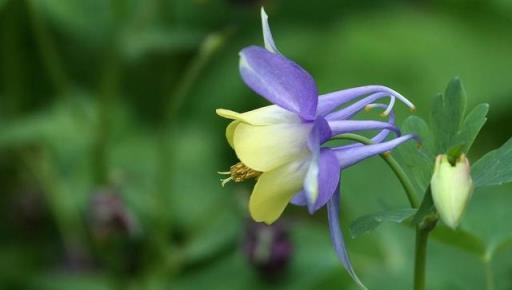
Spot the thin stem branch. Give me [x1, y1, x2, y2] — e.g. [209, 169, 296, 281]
[332, 133, 419, 208]
[152, 30, 231, 277]
[26, 0, 69, 96]
[165, 31, 230, 122]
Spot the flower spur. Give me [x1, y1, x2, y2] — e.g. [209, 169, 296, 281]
[217, 8, 416, 289]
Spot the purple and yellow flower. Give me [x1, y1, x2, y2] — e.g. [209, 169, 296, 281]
[217, 8, 416, 288]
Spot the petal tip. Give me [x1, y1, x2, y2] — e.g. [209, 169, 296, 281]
[216, 108, 227, 116]
[216, 108, 238, 119]
[260, 6, 280, 54]
[260, 7, 268, 20]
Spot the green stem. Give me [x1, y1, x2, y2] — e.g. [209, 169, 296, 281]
[413, 216, 437, 290]
[93, 0, 124, 186]
[26, 0, 69, 96]
[413, 227, 429, 290]
[1, 2, 25, 115]
[332, 133, 419, 208]
[165, 31, 230, 121]
[484, 259, 496, 290]
[94, 45, 120, 185]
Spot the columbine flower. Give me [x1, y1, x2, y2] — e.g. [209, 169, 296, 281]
[217, 8, 416, 288]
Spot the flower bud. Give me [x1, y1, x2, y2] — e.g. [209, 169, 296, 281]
[431, 154, 473, 229]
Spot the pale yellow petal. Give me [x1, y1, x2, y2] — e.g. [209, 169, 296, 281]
[226, 121, 239, 148]
[249, 159, 309, 224]
[233, 122, 312, 172]
[216, 105, 299, 126]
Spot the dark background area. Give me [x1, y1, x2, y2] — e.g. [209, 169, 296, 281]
[0, 0, 512, 289]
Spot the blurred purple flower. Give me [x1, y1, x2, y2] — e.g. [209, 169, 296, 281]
[87, 189, 139, 240]
[244, 220, 293, 280]
[218, 8, 416, 289]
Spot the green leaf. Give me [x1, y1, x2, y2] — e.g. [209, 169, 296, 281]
[31, 273, 111, 290]
[0, 0, 8, 10]
[33, 0, 113, 42]
[402, 115, 435, 156]
[430, 225, 486, 257]
[120, 28, 205, 61]
[396, 116, 435, 194]
[472, 137, 512, 187]
[431, 77, 468, 153]
[454, 103, 489, 153]
[181, 210, 241, 265]
[349, 208, 417, 239]
[0, 100, 95, 150]
[493, 236, 512, 256]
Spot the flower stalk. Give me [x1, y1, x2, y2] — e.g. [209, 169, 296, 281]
[332, 133, 419, 208]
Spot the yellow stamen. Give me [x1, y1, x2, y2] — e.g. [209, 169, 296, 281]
[218, 162, 262, 186]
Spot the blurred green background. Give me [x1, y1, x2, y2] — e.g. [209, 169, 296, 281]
[1, 0, 512, 289]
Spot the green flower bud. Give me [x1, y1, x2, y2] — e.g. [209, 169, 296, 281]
[431, 154, 473, 229]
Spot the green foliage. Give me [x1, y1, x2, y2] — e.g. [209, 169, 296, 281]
[172, 222, 344, 290]
[398, 116, 435, 194]
[354, 76, 512, 283]
[472, 137, 512, 188]
[349, 208, 416, 239]
[411, 188, 435, 225]
[396, 77, 489, 195]
[454, 103, 489, 153]
[431, 77, 467, 154]
[1, 1, 512, 290]
[430, 226, 486, 257]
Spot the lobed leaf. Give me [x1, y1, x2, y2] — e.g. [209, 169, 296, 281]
[472, 137, 512, 187]
[454, 103, 489, 154]
[430, 77, 467, 154]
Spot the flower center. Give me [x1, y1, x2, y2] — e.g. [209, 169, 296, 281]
[219, 162, 262, 186]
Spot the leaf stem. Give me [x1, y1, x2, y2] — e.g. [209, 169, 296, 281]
[332, 133, 419, 208]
